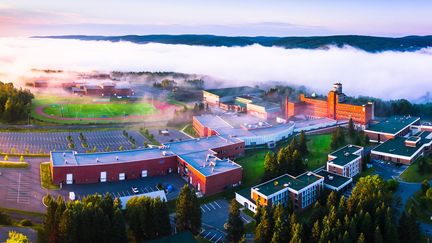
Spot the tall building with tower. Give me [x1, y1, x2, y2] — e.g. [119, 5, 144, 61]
[286, 83, 374, 128]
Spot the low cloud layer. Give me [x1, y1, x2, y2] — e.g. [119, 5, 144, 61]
[0, 37, 431, 101]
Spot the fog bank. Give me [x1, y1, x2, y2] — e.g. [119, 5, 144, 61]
[0, 37, 431, 101]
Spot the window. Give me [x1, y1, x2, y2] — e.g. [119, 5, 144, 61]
[66, 174, 73, 184]
[141, 170, 148, 177]
[119, 173, 125, 181]
[100, 171, 107, 182]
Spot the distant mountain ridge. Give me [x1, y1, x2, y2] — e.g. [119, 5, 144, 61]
[33, 34, 432, 52]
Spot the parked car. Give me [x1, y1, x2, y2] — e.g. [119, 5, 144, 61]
[132, 187, 139, 194]
[69, 192, 76, 201]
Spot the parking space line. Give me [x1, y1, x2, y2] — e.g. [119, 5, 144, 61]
[209, 233, 217, 241]
[209, 202, 216, 210]
[204, 204, 211, 211]
[201, 207, 205, 213]
[214, 201, 222, 208]
[215, 236, 223, 243]
[204, 232, 211, 238]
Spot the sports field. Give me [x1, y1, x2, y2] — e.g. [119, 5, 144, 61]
[43, 103, 156, 118]
[31, 95, 181, 124]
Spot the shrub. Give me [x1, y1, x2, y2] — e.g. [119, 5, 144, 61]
[0, 210, 12, 225]
[19, 219, 33, 226]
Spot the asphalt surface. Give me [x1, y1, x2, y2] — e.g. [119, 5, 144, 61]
[0, 157, 48, 213]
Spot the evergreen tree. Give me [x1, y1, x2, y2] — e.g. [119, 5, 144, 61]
[398, 210, 421, 243]
[357, 233, 365, 243]
[374, 226, 383, 243]
[264, 152, 278, 180]
[298, 131, 308, 156]
[291, 150, 304, 176]
[254, 209, 272, 243]
[112, 208, 127, 243]
[175, 185, 201, 235]
[290, 222, 302, 243]
[348, 118, 355, 138]
[226, 199, 244, 243]
[421, 179, 430, 193]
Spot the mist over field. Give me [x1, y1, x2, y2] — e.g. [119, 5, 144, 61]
[0, 37, 431, 101]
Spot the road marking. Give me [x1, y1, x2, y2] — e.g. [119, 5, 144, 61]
[17, 173, 21, 203]
[215, 236, 223, 243]
[209, 233, 217, 241]
[214, 201, 222, 208]
[209, 202, 216, 209]
[204, 204, 211, 211]
[204, 231, 211, 238]
[201, 207, 206, 213]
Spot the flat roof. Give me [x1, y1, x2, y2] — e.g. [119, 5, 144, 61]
[365, 116, 420, 135]
[52, 135, 242, 168]
[178, 150, 241, 176]
[253, 172, 322, 196]
[316, 170, 352, 189]
[205, 86, 262, 98]
[329, 144, 363, 158]
[329, 153, 360, 167]
[194, 114, 295, 139]
[372, 131, 432, 158]
[248, 101, 281, 111]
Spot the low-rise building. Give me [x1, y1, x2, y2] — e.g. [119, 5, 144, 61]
[371, 131, 432, 164]
[235, 172, 324, 212]
[326, 144, 363, 178]
[193, 114, 294, 148]
[316, 170, 352, 192]
[50, 135, 245, 195]
[364, 116, 420, 143]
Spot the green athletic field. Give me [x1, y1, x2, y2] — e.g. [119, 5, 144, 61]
[43, 102, 156, 118]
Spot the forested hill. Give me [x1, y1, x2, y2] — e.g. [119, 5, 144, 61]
[34, 34, 432, 52]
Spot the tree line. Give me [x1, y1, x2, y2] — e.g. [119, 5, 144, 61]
[252, 175, 420, 243]
[43, 185, 202, 243]
[264, 131, 308, 180]
[0, 82, 33, 122]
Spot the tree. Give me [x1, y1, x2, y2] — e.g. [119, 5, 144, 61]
[348, 118, 355, 138]
[374, 226, 383, 243]
[421, 179, 430, 193]
[298, 131, 308, 156]
[264, 152, 278, 180]
[111, 208, 127, 243]
[290, 221, 302, 243]
[271, 205, 289, 243]
[5, 231, 29, 243]
[398, 210, 421, 243]
[175, 185, 201, 235]
[291, 150, 304, 176]
[357, 233, 365, 243]
[254, 209, 272, 243]
[226, 199, 244, 243]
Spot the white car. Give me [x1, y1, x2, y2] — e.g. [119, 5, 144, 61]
[69, 192, 76, 201]
[131, 187, 139, 194]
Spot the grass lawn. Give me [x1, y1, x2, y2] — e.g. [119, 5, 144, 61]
[40, 162, 60, 190]
[236, 149, 269, 186]
[42, 102, 156, 118]
[182, 124, 198, 138]
[304, 134, 332, 170]
[400, 160, 432, 182]
[0, 161, 29, 168]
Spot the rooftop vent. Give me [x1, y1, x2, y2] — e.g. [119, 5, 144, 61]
[274, 181, 279, 186]
[64, 159, 67, 164]
[328, 175, 334, 180]
[283, 183, 289, 187]
[348, 145, 352, 148]
[63, 152, 66, 157]
[116, 156, 119, 161]
[307, 172, 312, 176]
[344, 152, 350, 156]
[96, 158, 100, 163]
[211, 167, 215, 173]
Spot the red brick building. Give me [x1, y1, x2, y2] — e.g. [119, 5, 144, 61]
[51, 136, 244, 195]
[286, 83, 374, 127]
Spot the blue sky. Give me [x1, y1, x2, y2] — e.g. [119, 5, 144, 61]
[1, 0, 432, 36]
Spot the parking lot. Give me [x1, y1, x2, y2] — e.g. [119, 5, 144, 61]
[199, 199, 253, 243]
[58, 174, 186, 202]
[0, 130, 149, 154]
[371, 159, 408, 180]
[149, 129, 191, 144]
[0, 158, 48, 213]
